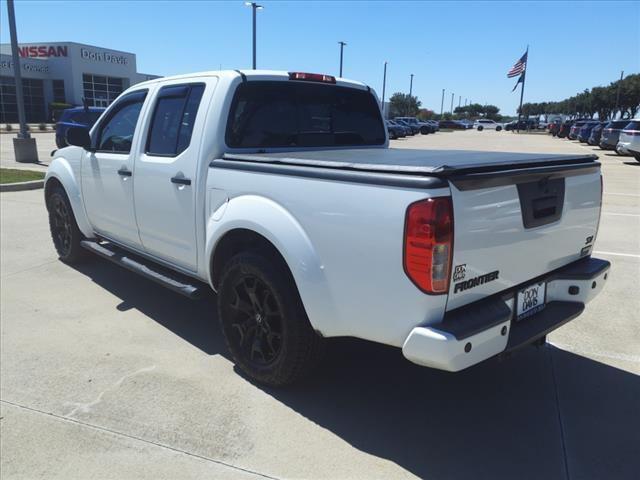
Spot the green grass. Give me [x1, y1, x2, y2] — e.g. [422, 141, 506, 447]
[0, 168, 45, 184]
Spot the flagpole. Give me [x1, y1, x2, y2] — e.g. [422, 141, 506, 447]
[517, 45, 529, 132]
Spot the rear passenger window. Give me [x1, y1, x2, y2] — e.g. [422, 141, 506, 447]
[146, 84, 205, 156]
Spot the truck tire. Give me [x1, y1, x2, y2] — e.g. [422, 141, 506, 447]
[217, 251, 325, 386]
[46, 185, 88, 264]
[477, 126, 484, 131]
[496, 126, 502, 132]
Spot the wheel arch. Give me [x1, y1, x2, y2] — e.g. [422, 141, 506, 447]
[45, 157, 94, 238]
[205, 195, 339, 336]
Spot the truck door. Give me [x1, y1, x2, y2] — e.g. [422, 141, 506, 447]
[81, 90, 148, 249]
[133, 81, 211, 271]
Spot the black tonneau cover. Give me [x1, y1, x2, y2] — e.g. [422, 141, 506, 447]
[222, 148, 598, 177]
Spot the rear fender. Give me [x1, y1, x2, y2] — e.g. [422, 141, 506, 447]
[205, 194, 337, 336]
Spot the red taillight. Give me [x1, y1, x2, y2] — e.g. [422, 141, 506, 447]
[288, 72, 336, 84]
[404, 197, 454, 294]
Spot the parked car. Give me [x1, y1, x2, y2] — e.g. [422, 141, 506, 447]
[438, 120, 466, 130]
[557, 120, 574, 138]
[504, 119, 537, 131]
[616, 119, 640, 161]
[568, 120, 592, 140]
[47, 69, 610, 386]
[474, 119, 503, 131]
[577, 121, 601, 143]
[395, 116, 432, 134]
[393, 118, 419, 135]
[55, 107, 105, 148]
[457, 119, 474, 129]
[587, 122, 606, 146]
[600, 119, 635, 151]
[425, 120, 440, 131]
[548, 120, 562, 136]
[386, 120, 404, 139]
[388, 119, 412, 136]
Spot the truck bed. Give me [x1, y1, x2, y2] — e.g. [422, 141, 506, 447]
[222, 148, 598, 177]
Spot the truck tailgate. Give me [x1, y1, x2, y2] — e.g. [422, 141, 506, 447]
[446, 161, 602, 310]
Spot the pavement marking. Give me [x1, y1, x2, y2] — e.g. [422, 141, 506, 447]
[0, 399, 279, 480]
[604, 192, 640, 197]
[602, 212, 640, 217]
[593, 250, 640, 258]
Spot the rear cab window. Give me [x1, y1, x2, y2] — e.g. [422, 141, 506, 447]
[225, 81, 385, 148]
[623, 121, 639, 131]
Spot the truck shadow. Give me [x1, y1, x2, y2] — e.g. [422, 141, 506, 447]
[73, 259, 640, 480]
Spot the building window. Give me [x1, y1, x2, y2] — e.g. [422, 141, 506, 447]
[0, 76, 46, 123]
[52, 80, 66, 103]
[82, 74, 124, 108]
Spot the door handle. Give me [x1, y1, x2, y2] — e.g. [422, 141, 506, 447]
[117, 168, 132, 177]
[171, 176, 191, 186]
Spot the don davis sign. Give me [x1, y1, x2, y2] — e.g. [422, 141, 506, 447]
[81, 48, 128, 65]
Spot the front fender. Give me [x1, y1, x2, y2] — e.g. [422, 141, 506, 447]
[45, 152, 94, 238]
[205, 194, 338, 336]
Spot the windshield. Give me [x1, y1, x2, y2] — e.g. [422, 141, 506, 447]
[226, 81, 385, 148]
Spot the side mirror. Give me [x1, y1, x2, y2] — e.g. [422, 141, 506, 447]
[66, 126, 92, 150]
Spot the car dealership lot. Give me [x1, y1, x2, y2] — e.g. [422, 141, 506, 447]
[1, 130, 639, 479]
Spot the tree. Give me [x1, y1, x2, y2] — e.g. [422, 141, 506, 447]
[417, 108, 435, 120]
[389, 93, 421, 118]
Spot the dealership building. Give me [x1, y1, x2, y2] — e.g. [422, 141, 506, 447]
[0, 41, 159, 123]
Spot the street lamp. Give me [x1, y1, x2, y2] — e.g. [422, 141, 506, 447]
[440, 89, 445, 119]
[338, 41, 347, 77]
[408, 74, 414, 116]
[7, 0, 38, 162]
[245, 2, 263, 69]
[381, 61, 388, 119]
[450, 92, 454, 114]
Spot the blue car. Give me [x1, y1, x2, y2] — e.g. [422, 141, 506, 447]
[55, 107, 105, 148]
[577, 120, 600, 143]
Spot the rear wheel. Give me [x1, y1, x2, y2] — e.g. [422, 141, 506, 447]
[477, 126, 484, 131]
[46, 186, 87, 263]
[496, 126, 502, 132]
[217, 252, 325, 386]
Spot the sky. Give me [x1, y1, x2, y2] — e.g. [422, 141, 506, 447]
[1, 0, 639, 115]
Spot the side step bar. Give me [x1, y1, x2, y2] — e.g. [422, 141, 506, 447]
[80, 240, 205, 299]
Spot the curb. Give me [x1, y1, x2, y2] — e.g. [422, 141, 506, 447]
[0, 180, 45, 192]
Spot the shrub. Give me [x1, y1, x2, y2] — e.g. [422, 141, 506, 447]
[38, 123, 47, 131]
[4, 124, 12, 132]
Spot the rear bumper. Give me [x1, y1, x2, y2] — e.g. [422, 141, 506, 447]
[402, 257, 610, 371]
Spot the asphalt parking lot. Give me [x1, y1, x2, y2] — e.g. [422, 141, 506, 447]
[1, 130, 639, 479]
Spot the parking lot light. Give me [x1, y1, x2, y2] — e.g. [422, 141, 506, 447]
[338, 41, 347, 77]
[381, 61, 388, 119]
[245, 2, 263, 69]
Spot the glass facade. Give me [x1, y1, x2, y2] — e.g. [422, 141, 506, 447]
[82, 74, 124, 107]
[0, 76, 46, 123]
[52, 79, 66, 103]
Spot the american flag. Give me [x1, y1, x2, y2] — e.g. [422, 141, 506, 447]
[507, 51, 528, 78]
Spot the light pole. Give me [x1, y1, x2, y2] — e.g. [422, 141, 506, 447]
[245, 2, 263, 69]
[458, 95, 461, 108]
[338, 41, 347, 77]
[7, 0, 38, 162]
[408, 74, 414, 116]
[464, 98, 467, 106]
[381, 61, 387, 119]
[614, 70, 624, 118]
[450, 93, 454, 114]
[440, 89, 445, 119]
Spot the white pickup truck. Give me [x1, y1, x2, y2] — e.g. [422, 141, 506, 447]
[45, 70, 610, 386]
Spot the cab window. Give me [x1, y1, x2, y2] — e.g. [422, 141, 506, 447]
[95, 91, 147, 154]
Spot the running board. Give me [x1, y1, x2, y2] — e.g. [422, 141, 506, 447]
[80, 240, 205, 299]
